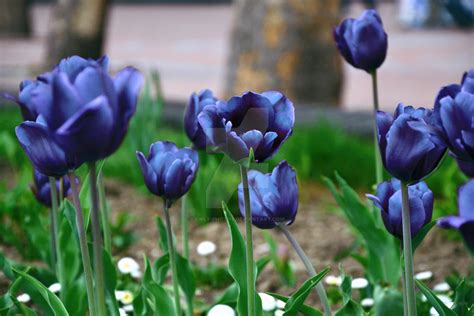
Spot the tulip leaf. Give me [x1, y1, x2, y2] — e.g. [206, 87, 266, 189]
[282, 267, 329, 316]
[12, 268, 69, 316]
[335, 299, 364, 316]
[222, 202, 262, 316]
[142, 256, 176, 316]
[153, 253, 170, 284]
[416, 280, 456, 316]
[176, 253, 196, 310]
[266, 292, 323, 316]
[373, 286, 404, 316]
[412, 220, 436, 252]
[452, 279, 474, 315]
[132, 288, 153, 316]
[155, 216, 169, 252]
[0, 251, 14, 280]
[102, 249, 120, 316]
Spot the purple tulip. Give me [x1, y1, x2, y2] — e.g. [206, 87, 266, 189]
[438, 179, 474, 252]
[197, 91, 294, 162]
[238, 161, 298, 229]
[367, 179, 433, 239]
[136, 141, 199, 202]
[31, 169, 74, 207]
[184, 89, 217, 149]
[1, 79, 46, 121]
[14, 55, 144, 175]
[376, 103, 447, 184]
[333, 9, 388, 72]
[433, 69, 474, 177]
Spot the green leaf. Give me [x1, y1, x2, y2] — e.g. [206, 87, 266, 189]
[103, 249, 120, 316]
[222, 202, 262, 316]
[373, 286, 404, 316]
[12, 269, 69, 316]
[142, 256, 176, 316]
[340, 273, 352, 304]
[453, 279, 474, 315]
[153, 254, 170, 284]
[335, 300, 364, 316]
[416, 279, 456, 316]
[0, 252, 14, 280]
[176, 253, 196, 308]
[412, 221, 436, 252]
[155, 216, 169, 252]
[266, 293, 323, 316]
[283, 267, 330, 316]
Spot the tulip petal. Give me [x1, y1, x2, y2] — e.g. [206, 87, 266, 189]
[225, 131, 249, 162]
[438, 216, 467, 229]
[458, 180, 474, 220]
[16, 121, 70, 176]
[114, 67, 143, 124]
[456, 159, 474, 177]
[74, 66, 117, 105]
[198, 105, 226, 146]
[241, 130, 263, 152]
[459, 221, 474, 252]
[136, 151, 159, 195]
[58, 56, 91, 80]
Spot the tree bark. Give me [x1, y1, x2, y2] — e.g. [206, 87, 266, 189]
[0, 0, 31, 38]
[225, 0, 342, 106]
[45, 0, 109, 68]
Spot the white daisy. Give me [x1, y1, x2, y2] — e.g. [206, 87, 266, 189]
[117, 257, 140, 274]
[48, 283, 61, 293]
[16, 293, 30, 303]
[197, 241, 217, 256]
[324, 275, 342, 286]
[259, 292, 276, 312]
[207, 304, 235, 316]
[415, 271, 433, 281]
[361, 297, 374, 308]
[276, 299, 286, 309]
[351, 277, 369, 289]
[433, 282, 450, 292]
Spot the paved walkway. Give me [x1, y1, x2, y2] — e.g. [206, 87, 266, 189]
[0, 3, 472, 111]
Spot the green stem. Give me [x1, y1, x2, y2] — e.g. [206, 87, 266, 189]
[401, 182, 417, 316]
[98, 171, 112, 254]
[371, 70, 383, 185]
[48, 178, 58, 270]
[181, 193, 189, 259]
[68, 172, 97, 316]
[163, 200, 182, 316]
[400, 246, 408, 316]
[278, 224, 332, 316]
[240, 165, 256, 316]
[88, 163, 107, 316]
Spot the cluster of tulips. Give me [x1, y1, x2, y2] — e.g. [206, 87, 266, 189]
[2, 7, 473, 316]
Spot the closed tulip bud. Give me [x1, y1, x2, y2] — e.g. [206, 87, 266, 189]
[136, 141, 199, 203]
[238, 161, 298, 229]
[333, 9, 388, 72]
[376, 103, 446, 184]
[433, 69, 474, 177]
[198, 91, 294, 162]
[184, 89, 217, 149]
[438, 179, 474, 252]
[14, 55, 144, 175]
[367, 178, 433, 239]
[31, 169, 75, 207]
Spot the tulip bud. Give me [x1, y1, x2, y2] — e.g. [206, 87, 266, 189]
[184, 89, 217, 149]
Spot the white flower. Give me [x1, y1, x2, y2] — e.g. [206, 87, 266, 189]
[120, 291, 134, 305]
[415, 271, 433, 281]
[48, 283, 61, 293]
[207, 304, 235, 316]
[130, 269, 142, 279]
[433, 282, 450, 292]
[274, 310, 284, 316]
[119, 308, 127, 316]
[351, 278, 369, 289]
[436, 294, 453, 308]
[123, 304, 134, 312]
[421, 294, 428, 302]
[361, 297, 374, 308]
[16, 293, 30, 303]
[276, 299, 286, 309]
[430, 307, 440, 316]
[117, 257, 140, 274]
[324, 275, 342, 286]
[259, 292, 276, 312]
[197, 241, 217, 256]
[115, 290, 126, 300]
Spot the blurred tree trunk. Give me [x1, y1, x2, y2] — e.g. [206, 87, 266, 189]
[225, 0, 342, 106]
[46, 0, 110, 67]
[0, 0, 31, 37]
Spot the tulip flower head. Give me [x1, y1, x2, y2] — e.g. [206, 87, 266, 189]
[184, 89, 218, 149]
[14, 56, 144, 176]
[333, 9, 388, 73]
[31, 169, 74, 207]
[433, 69, 474, 177]
[367, 178, 433, 239]
[238, 161, 298, 229]
[376, 104, 446, 184]
[438, 179, 474, 252]
[198, 91, 294, 163]
[136, 141, 199, 203]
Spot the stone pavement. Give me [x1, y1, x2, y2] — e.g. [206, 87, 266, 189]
[0, 3, 472, 111]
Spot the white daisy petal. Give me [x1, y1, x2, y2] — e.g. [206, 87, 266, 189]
[324, 275, 342, 286]
[433, 282, 450, 292]
[120, 291, 134, 305]
[117, 257, 140, 274]
[274, 310, 284, 316]
[276, 299, 286, 309]
[197, 241, 217, 256]
[351, 277, 369, 289]
[207, 304, 235, 316]
[17, 293, 31, 303]
[48, 282, 61, 293]
[119, 308, 127, 316]
[436, 294, 453, 308]
[259, 292, 276, 312]
[131, 269, 142, 279]
[123, 304, 134, 312]
[415, 271, 433, 281]
[361, 297, 374, 308]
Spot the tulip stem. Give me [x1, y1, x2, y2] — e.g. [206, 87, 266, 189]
[163, 200, 182, 316]
[98, 170, 112, 254]
[240, 165, 256, 316]
[68, 172, 97, 316]
[400, 247, 408, 316]
[278, 224, 332, 316]
[88, 163, 107, 316]
[401, 182, 417, 316]
[181, 193, 189, 259]
[49, 177, 64, 294]
[371, 70, 383, 185]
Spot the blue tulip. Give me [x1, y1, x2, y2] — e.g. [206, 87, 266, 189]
[367, 179, 433, 239]
[333, 9, 388, 72]
[14, 55, 144, 175]
[376, 103, 446, 183]
[184, 89, 217, 149]
[31, 169, 75, 207]
[438, 179, 474, 252]
[433, 69, 474, 177]
[197, 91, 294, 162]
[238, 161, 298, 229]
[136, 141, 199, 202]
